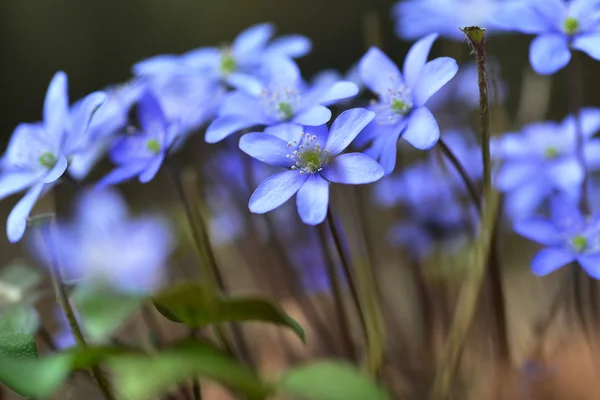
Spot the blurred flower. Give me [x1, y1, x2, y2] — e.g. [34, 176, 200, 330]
[392, 0, 509, 41]
[439, 129, 483, 183]
[288, 237, 331, 294]
[97, 91, 178, 188]
[515, 196, 600, 278]
[31, 188, 174, 293]
[0, 71, 105, 243]
[356, 34, 458, 174]
[205, 57, 358, 143]
[493, 0, 600, 74]
[240, 108, 383, 225]
[492, 108, 600, 219]
[53, 305, 77, 349]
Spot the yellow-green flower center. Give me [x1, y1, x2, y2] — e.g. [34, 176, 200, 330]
[571, 235, 588, 252]
[146, 139, 161, 154]
[297, 150, 322, 173]
[564, 17, 579, 35]
[391, 99, 412, 115]
[220, 54, 237, 75]
[544, 146, 560, 159]
[39, 152, 57, 169]
[287, 133, 329, 174]
[277, 102, 294, 120]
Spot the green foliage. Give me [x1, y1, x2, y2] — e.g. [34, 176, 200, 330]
[0, 333, 38, 359]
[0, 261, 43, 309]
[153, 282, 306, 342]
[0, 306, 39, 335]
[108, 340, 272, 400]
[279, 361, 389, 400]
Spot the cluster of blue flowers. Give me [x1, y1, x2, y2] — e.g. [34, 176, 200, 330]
[2, 0, 600, 296]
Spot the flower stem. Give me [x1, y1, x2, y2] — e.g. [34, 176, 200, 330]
[38, 224, 116, 400]
[437, 138, 481, 213]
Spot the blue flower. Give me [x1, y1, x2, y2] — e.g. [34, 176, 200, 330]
[392, 0, 509, 41]
[239, 108, 384, 225]
[134, 23, 311, 85]
[493, 0, 600, 74]
[515, 196, 600, 278]
[493, 108, 600, 219]
[205, 57, 359, 143]
[30, 188, 174, 293]
[97, 91, 178, 188]
[0, 71, 105, 243]
[356, 34, 458, 174]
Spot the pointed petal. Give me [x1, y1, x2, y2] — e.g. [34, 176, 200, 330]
[313, 81, 359, 107]
[292, 105, 331, 126]
[7, 182, 45, 243]
[44, 71, 69, 139]
[504, 179, 552, 220]
[182, 47, 222, 70]
[232, 23, 275, 62]
[378, 130, 403, 175]
[358, 47, 402, 95]
[321, 153, 384, 184]
[513, 218, 562, 246]
[66, 91, 106, 152]
[577, 254, 600, 279]
[549, 158, 584, 191]
[96, 163, 147, 189]
[413, 57, 458, 107]
[138, 91, 167, 134]
[529, 34, 571, 75]
[264, 123, 304, 142]
[0, 171, 43, 200]
[132, 55, 182, 76]
[495, 162, 539, 192]
[43, 155, 68, 183]
[325, 108, 376, 156]
[572, 32, 600, 61]
[491, 0, 564, 33]
[560, 107, 600, 138]
[225, 72, 264, 96]
[139, 154, 165, 183]
[239, 132, 295, 168]
[403, 33, 438, 88]
[531, 248, 574, 276]
[549, 195, 585, 228]
[296, 174, 329, 225]
[265, 35, 312, 58]
[585, 140, 600, 170]
[205, 115, 261, 144]
[401, 107, 440, 150]
[249, 170, 308, 214]
[261, 57, 301, 85]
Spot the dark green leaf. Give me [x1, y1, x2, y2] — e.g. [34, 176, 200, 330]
[153, 282, 305, 342]
[0, 333, 38, 359]
[0, 306, 40, 335]
[279, 361, 389, 400]
[108, 341, 272, 400]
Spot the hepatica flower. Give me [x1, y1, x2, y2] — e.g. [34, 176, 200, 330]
[239, 108, 384, 225]
[515, 196, 600, 278]
[97, 91, 178, 188]
[493, 0, 600, 74]
[205, 57, 358, 143]
[357, 34, 458, 174]
[0, 71, 105, 243]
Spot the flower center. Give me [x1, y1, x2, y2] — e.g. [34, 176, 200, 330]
[39, 152, 57, 169]
[287, 133, 329, 174]
[544, 146, 560, 159]
[564, 17, 580, 35]
[146, 139, 161, 154]
[373, 84, 413, 125]
[220, 50, 237, 75]
[570, 234, 588, 252]
[261, 86, 300, 121]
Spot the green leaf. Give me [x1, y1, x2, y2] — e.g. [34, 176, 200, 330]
[279, 361, 389, 400]
[0, 333, 38, 359]
[72, 284, 146, 343]
[108, 341, 272, 400]
[0, 306, 40, 335]
[153, 282, 305, 342]
[0, 261, 42, 291]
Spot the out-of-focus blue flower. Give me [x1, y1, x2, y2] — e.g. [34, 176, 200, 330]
[288, 237, 331, 295]
[134, 23, 311, 86]
[240, 108, 383, 225]
[97, 91, 178, 188]
[0, 72, 105, 243]
[31, 189, 174, 293]
[515, 196, 600, 278]
[205, 57, 359, 143]
[493, 108, 600, 219]
[440, 130, 483, 183]
[356, 34, 458, 174]
[68, 81, 144, 181]
[493, 0, 600, 75]
[52, 306, 77, 349]
[392, 0, 510, 41]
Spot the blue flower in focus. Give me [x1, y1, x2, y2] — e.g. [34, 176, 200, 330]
[97, 91, 178, 188]
[205, 57, 358, 143]
[239, 108, 383, 225]
[392, 0, 509, 41]
[493, 108, 600, 219]
[493, 0, 600, 74]
[31, 188, 174, 293]
[0, 71, 105, 243]
[356, 34, 458, 174]
[134, 23, 311, 86]
[515, 196, 600, 278]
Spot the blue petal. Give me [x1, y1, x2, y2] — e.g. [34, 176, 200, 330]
[315, 81, 359, 106]
[239, 132, 295, 168]
[403, 33, 438, 88]
[139, 154, 164, 183]
[264, 123, 303, 142]
[378, 129, 404, 175]
[292, 105, 331, 126]
[324, 108, 376, 156]
[358, 47, 402, 95]
[225, 72, 264, 96]
[304, 125, 330, 146]
[577, 254, 600, 279]
[0, 171, 43, 200]
[43, 71, 69, 140]
[43, 155, 68, 184]
[66, 91, 106, 152]
[96, 162, 147, 189]
[549, 158, 584, 191]
[182, 47, 222, 71]
[495, 162, 539, 192]
[531, 248, 575, 276]
[560, 107, 600, 138]
[413, 57, 458, 107]
[514, 218, 562, 246]
[572, 32, 600, 61]
[249, 170, 308, 214]
[529, 34, 571, 75]
[205, 115, 262, 144]
[138, 91, 167, 135]
[7, 182, 45, 243]
[296, 174, 329, 225]
[321, 153, 384, 184]
[569, 0, 600, 23]
[218, 91, 264, 117]
[585, 140, 600, 170]
[549, 195, 584, 229]
[504, 179, 552, 220]
[133, 55, 184, 76]
[265, 35, 312, 58]
[402, 107, 440, 150]
[261, 57, 301, 85]
[491, 0, 564, 33]
[232, 23, 275, 62]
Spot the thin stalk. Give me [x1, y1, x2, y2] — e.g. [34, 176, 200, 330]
[437, 139, 481, 213]
[38, 224, 116, 400]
